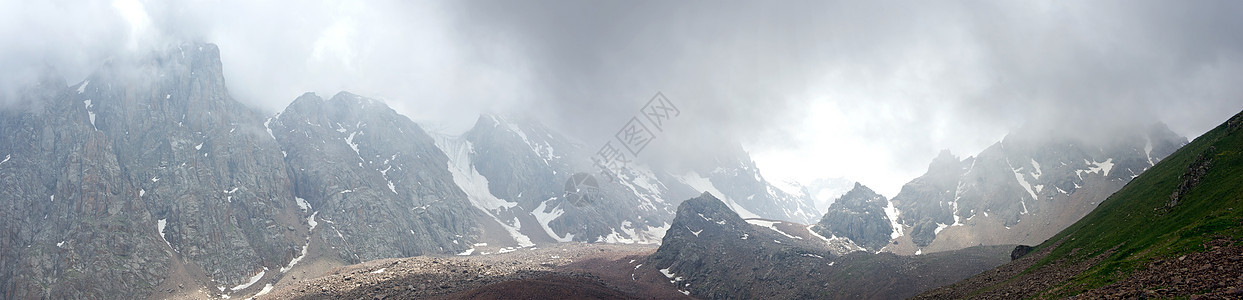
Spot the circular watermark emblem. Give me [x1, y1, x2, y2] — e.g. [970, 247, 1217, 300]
[564, 172, 601, 207]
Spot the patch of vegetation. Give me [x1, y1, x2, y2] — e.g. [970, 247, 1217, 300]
[1022, 111, 1243, 297]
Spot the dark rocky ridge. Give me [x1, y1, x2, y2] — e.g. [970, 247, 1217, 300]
[0, 43, 307, 298]
[0, 43, 483, 299]
[646, 192, 1012, 299]
[269, 91, 480, 262]
[812, 183, 893, 251]
[1167, 146, 1214, 208]
[1010, 245, 1034, 261]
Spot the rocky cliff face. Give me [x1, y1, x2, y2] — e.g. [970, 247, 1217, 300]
[0, 42, 847, 299]
[268, 91, 479, 262]
[812, 183, 894, 252]
[0, 43, 305, 298]
[0, 43, 485, 299]
[885, 123, 1187, 254]
[646, 192, 819, 298]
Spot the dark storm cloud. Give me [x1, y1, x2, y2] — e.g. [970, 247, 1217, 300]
[2, 0, 1242, 194]
[443, 0, 1243, 193]
[442, 1, 960, 165]
[0, 1, 127, 103]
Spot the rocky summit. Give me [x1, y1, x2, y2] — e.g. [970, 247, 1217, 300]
[812, 183, 895, 252]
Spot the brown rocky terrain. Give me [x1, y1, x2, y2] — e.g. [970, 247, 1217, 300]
[917, 237, 1243, 299]
[1073, 238, 1243, 299]
[260, 243, 688, 299]
[255, 192, 1020, 300]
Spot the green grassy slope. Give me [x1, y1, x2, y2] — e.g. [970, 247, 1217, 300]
[1024, 110, 1243, 296]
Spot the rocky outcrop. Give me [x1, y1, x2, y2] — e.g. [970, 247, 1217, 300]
[647, 192, 823, 298]
[1010, 245, 1034, 261]
[1228, 111, 1243, 133]
[1168, 146, 1214, 208]
[812, 183, 893, 251]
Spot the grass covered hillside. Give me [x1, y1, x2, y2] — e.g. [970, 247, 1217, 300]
[918, 109, 1243, 299]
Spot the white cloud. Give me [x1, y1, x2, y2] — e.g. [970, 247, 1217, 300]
[112, 0, 152, 51]
[2, 0, 1242, 193]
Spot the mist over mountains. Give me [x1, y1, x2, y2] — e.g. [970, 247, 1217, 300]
[3, 1, 1243, 299]
[4, 1, 1243, 197]
[0, 43, 832, 298]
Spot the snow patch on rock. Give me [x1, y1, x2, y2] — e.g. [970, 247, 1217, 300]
[157, 219, 174, 251]
[746, 219, 802, 240]
[230, 268, 267, 291]
[533, 200, 574, 242]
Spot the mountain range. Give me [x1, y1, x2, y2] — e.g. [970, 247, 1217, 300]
[814, 123, 1186, 254]
[0, 43, 826, 299]
[917, 109, 1243, 298]
[0, 42, 1228, 300]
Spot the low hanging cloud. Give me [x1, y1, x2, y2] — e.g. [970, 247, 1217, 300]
[2, 0, 1241, 195]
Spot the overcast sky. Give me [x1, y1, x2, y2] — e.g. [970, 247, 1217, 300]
[3, 0, 1242, 197]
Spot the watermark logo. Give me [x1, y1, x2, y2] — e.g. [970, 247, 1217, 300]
[564, 92, 680, 206]
[564, 172, 601, 207]
[641, 92, 679, 132]
[590, 92, 681, 183]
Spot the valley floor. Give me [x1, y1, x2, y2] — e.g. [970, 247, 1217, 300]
[259, 243, 689, 300]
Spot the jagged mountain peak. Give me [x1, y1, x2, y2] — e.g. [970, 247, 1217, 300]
[657, 192, 753, 252]
[284, 91, 389, 114]
[280, 92, 329, 125]
[289, 91, 323, 106]
[677, 192, 744, 224]
[814, 183, 893, 251]
[839, 182, 883, 204]
[279, 91, 412, 134]
[469, 113, 575, 147]
[327, 91, 392, 112]
[928, 149, 965, 172]
[90, 42, 227, 90]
